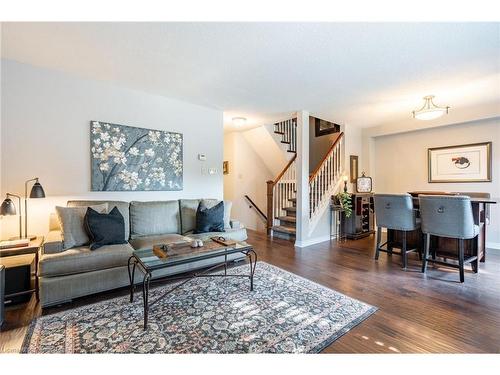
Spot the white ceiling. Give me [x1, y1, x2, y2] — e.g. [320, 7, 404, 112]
[2, 22, 499, 132]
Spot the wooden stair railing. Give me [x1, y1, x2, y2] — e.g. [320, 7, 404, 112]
[309, 132, 344, 218]
[266, 154, 297, 234]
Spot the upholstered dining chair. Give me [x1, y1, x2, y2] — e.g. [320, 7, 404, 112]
[419, 195, 479, 283]
[374, 194, 421, 269]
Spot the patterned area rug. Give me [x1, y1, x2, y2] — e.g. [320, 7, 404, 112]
[22, 262, 376, 353]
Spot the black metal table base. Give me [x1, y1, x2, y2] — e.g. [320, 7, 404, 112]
[127, 248, 257, 330]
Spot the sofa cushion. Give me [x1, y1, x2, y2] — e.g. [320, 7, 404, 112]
[130, 201, 180, 238]
[85, 207, 128, 250]
[67, 200, 130, 240]
[194, 201, 225, 233]
[39, 243, 135, 277]
[56, 203, 108, 249]
[187, 228, 248, 242]
[180, 199, 232, 234]
[202, 200, 232, 229]
[129, 234, 191, 251]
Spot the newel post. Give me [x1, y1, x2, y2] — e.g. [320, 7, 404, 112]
[266, 180, 274, 235]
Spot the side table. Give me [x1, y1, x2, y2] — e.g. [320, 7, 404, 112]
[0, 236, 44, 305]
[330, 204, 346, 242]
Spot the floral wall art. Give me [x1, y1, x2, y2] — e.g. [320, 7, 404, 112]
[90, 121, 183, 191]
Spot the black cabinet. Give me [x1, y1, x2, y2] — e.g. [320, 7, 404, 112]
[344, 193, 375, 239]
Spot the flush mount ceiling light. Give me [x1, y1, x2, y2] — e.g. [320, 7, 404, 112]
[412, 95, 450, 120]
[232, 117, 247, 126]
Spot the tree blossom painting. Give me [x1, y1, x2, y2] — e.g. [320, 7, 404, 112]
[90, 121, 183, 191]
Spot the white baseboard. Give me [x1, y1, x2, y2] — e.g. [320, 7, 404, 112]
[294, 235, 332, 248]
[486, 242, 500, 250]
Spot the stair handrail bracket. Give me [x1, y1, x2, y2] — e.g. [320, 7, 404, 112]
[308, 132, 345, 234]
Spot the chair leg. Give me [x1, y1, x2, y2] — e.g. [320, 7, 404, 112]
[422, 233, 430, 273]
[375, 226, 381, 260]
[459, 239, 465, 283]
[402, 231, 407, 269]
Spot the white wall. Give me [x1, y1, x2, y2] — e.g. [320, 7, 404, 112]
[372, 117, 500, 247]
[223, 131, 273, 232]
[1, 60, 224, 239]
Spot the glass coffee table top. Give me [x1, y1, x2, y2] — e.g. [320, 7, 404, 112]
[132, 239, 253, 271]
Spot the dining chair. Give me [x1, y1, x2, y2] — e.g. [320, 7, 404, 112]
[419, 195, 479, 283]
[374, 194, 421, 269]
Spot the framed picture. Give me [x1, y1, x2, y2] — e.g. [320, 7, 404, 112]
[314, 117, 341, 137]
[349, 155, 359, 183]
[223, 161, 229, 175]
[90, 121, 183, 191]
[428, 142, 492, 183]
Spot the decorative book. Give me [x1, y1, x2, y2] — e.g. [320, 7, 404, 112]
[0, 238, 30, 250]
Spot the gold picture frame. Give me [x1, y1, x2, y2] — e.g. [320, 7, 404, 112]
[428, 142, 492, 183]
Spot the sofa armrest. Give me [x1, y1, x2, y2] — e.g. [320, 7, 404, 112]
[230, 220, 243, 229]
[42, 230, 65, 255]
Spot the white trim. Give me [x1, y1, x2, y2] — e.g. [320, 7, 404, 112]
[294, 235, 331, 248]
[486, 242, 500, 250]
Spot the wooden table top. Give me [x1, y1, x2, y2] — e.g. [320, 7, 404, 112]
[408, 191, 498, 204]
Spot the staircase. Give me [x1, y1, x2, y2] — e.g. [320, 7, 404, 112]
[266, 118, 297, 239]
[266, 116, 344, 241]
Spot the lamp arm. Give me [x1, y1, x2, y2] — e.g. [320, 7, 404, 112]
[6, 193, 22, 239]
[24, 177, 39, 239]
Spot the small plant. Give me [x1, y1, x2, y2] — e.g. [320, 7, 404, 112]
[336, 192, 352, 218]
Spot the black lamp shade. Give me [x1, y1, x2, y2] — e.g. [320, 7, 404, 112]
[29, 182, 46, 198]
[0, 198, 17, 215]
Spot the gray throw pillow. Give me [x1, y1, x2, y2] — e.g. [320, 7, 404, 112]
[56, 204, 108, 249]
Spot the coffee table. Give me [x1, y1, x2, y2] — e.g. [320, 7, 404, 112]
[127, 239, 257, 329]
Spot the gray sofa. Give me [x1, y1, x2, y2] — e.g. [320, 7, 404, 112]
[39, 199, 247, 307]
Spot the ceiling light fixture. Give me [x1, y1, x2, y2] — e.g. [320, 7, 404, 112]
[232, 117, 247, 126]
[412, 95, 450, 120]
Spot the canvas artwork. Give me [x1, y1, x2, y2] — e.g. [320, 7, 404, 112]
[428, 142, 491, 183]
[90, 121, 183, 191]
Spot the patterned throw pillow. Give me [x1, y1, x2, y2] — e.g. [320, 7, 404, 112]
[194, 201, 225, 234]
[55, 204, 108, 249]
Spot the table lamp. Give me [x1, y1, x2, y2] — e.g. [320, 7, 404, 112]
[0, 193, 23, 239]
[25, 177, 46, 240]
[343, 175, 348, 193]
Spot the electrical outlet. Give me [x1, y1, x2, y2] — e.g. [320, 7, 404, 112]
[208, 167, 217, 175]
[198, 154, 206, 161]
[201, 167, 207, 175]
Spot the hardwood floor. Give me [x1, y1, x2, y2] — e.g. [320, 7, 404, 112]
[1, 229, 500, 353]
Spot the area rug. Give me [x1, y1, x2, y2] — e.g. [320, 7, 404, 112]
[22, 262, 376, 353]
